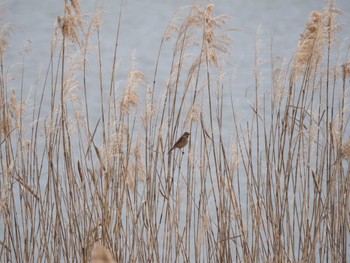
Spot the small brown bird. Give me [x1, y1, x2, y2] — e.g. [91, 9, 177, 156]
[168, 132, 190, 154]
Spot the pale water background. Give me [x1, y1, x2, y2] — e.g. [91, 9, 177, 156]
[2, 0, 350, 260]
[5, 0, 350, 117]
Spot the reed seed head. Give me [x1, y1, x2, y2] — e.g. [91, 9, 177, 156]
[341, 140, 350, 158]
[91, 243, 115, 263]
[57, 2, 83, 45]
[121, 68, 146, 114]
[294, 4, 340, 79]
[0, 21, 12, 58]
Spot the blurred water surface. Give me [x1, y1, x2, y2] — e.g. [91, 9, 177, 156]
[4, 0, 350, 121]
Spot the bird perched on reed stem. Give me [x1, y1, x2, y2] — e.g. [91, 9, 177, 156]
[168, 132, 190, 154]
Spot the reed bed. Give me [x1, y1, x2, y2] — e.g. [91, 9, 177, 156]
[0, 1, 349, 262]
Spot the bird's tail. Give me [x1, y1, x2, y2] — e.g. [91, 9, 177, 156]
[168, 147, 174, 154]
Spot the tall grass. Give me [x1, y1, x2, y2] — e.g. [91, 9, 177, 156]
[1, 1, 349, 262]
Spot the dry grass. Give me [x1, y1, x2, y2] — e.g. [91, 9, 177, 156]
[1, 0, 349, 262]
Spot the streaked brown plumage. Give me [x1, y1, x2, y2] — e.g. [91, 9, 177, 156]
[168, 132, 190, 154]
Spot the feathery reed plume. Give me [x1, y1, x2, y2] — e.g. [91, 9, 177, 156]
[0, 20, 12, 58]
[120, 84, 139, 114]
[271, 56, 288, 106]
[202, 4, 232, 68]
[133, 137, 146, 181]
[57, 2, 83, 45]
[9, 89, 26, 130]
[341, 139, 350, 159]
[294, 3, 340, 77]
[294, 11, 324, 73]
[121, 56, 146, 114]
[188, 104, 201, 123]
[142, 87, 156, 129]
[343, 62, 350, 77]
[91, 243, 115, 263]
[70, 0, 81, 17]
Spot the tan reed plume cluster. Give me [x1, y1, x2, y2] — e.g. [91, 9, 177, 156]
[294, 3, 341, 77]
[164, 2, 232, 67]
[91, 243, 115, 263]
[343, 62, 350, 77]
[271, 56, 288, 106]
[57, 1, 83, 45]
[296, 11, 324, 69]
[197, 3, 232, 67]
[121, 66, 147, 114]
[341, 139, 350, 159]
[0, 8, 12, 58]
